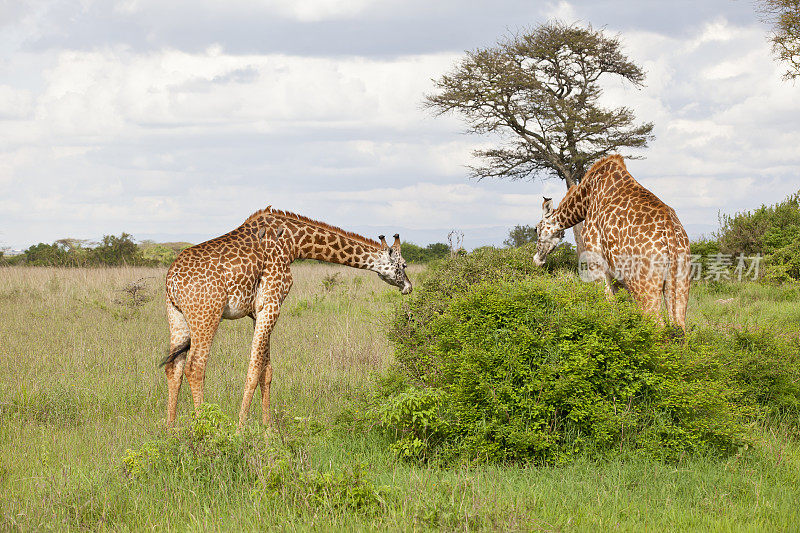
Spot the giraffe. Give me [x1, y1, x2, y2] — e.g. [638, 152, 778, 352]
[160, 206, 412, 427]
[532, 155, 691, 331]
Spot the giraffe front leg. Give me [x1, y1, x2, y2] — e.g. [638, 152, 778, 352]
[239, 300, 280, 427]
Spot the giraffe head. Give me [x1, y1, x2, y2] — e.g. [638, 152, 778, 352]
[374, 234, 412, 294]
[532, 197, 565, 267]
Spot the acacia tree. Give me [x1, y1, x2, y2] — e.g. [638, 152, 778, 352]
[757, 0, 800, 80]
[425, 22, 654, 252]
[504, 225, 537, 247]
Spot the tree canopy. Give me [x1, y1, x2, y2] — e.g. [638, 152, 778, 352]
[757, 0, 800, 80]
[401, 242, 450, 263]
[503, 225, 537, 247]
[425, 22, 654, 188]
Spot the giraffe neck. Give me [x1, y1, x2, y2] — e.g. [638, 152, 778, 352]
[242, 208, 386, 272]
[284, 222, 381, 270]
[552, 180, 590, 229]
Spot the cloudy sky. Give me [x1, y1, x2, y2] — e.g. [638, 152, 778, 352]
[1, 0, 798, 250]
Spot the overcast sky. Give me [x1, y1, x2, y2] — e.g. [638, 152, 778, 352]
[1, 0, 798, 250]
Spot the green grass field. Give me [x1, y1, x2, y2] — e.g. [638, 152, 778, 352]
[1, 265, 799, 531]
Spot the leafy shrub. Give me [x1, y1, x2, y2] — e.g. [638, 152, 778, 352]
[693, 327, 800, 425]
[716, 191, 800, 256]
[382, 274, 746, 464]
[713, 190, 800, 281]
[122, 404, 388, 514]
[122, 403, 258, 483]
[545, 242, 577, 272]
[763, 234, 800, 283]
[690, 237, 721, 276]
[372, 246, 800, 465]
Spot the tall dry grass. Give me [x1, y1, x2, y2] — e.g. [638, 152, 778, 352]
[2, 265, 799, 531]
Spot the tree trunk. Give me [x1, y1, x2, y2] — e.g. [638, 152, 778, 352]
[572, 223, 586, 259]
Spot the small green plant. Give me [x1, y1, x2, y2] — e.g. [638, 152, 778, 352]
[122, 404, 390, 515]
[321, 272, 342, 292]
[122, 404, 259, 482]
[255, 458, 389, 514]
[114, 277, 153, 308]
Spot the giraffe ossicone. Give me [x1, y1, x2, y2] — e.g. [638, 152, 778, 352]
[533, 155, 691, 332]
[162, 207, 412, 427]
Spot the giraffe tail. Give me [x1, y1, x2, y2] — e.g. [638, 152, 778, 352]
[664, 211, 688, 338]
[159, 338, 190, 367]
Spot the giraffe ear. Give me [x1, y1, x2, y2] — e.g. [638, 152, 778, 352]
[275, 227, 285, 238]
[542, 197, 553, 217]
[257, 227, 267, 240]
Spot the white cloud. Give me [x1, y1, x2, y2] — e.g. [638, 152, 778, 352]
[1, 2, 799, 248]
[268, 0, 383, 22]
[26, 47, 459, 136]
[112, 0, 389, 22]
[0, 86, 35, 119]
[545, 0, 578, 22]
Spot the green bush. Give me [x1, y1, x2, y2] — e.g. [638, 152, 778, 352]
[713, 190, 800, 281]
[716, 191, 800, 256]
[690, 237, 721, 276]
[763, 234, 800, 283]
[373, 246, 800, 465]
[122, 404, 388, 514]
[694, 327, 800, 425]
[122, 403, 261, 483]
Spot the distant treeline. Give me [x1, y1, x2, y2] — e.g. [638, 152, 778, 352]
[401, 242, 450, 263]
[0, 234, 192, 267]
[1, 234, 453, 267]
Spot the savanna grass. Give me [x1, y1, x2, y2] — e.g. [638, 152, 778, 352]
[1, 264, 799, 531]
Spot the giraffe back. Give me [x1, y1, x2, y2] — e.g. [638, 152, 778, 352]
[581, 156, 690, 273]
[166, 222, 280, 320]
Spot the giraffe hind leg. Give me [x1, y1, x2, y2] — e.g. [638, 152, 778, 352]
[184, 321, 221, 413]
[164, 300, 191, 426]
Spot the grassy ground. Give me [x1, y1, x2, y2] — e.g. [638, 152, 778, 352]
[1, 265, 799, 531]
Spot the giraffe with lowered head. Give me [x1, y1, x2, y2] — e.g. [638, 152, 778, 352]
[532, 155, 691, 331]
[161, 206, 412, 427]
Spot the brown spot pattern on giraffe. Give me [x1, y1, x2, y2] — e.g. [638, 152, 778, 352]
[162, 206, 412, 427]
[539, 155, 691, 331]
